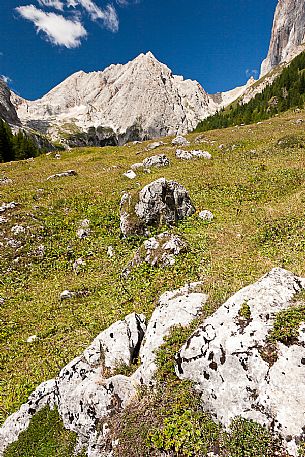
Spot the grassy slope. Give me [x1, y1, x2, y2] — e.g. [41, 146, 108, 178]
[1, 109, 305, 453]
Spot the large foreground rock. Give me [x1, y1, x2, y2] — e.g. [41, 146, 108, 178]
[120, 178, 195, 236]
[0, 284, 205, 456]
[176, 268, 305, 457]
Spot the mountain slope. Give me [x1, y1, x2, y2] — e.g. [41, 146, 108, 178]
[12, 52, 254, 146]
[195, 51, 305, 132]
[261, 0, 305, 77]
[0, 80, 21, 126]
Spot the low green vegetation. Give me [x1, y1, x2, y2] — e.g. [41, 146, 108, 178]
[1, 107, 305, 454]
[239, 301, 251, 319]
[196, 51, 305, 132]
[269, 304, 305, 345]
[4, 407, 82, 457]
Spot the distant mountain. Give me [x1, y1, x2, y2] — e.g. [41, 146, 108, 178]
[0, 79, 21, 126]
[11, 52, 254, 146]
[261, 0, 305, 77]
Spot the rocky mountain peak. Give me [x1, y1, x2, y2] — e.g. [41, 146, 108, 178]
[261, 0, 305, 76]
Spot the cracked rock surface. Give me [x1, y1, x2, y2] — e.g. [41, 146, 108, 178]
[0, 284, 205, 456]
[123, 232, 188, 276]
[176, 268, 305, 457]
[120, 178, 195, 236]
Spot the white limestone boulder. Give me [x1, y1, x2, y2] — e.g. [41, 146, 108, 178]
[133, 282, 207, 385]
[142, 154, 170, 168]
[176, 268, 305, 457]
[120, 178, 195, 237]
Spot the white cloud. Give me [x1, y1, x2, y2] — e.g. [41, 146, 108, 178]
[38, 0, 64, 10]
[67, 0, 119, 32]
[15, 5, 87, 48]
[0, 75, 12, 84]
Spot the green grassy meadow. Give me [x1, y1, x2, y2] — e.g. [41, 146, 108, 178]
[1, 109, 305, 455]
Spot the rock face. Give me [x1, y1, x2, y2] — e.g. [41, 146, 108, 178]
[142, 154, 170, 168]
[261, 0, 305, 77]
[123, 232, 188, 276]
[0, 284, 206, 456]
[0, 79, 21, 125]
[176, 268, 305, 457]
[120, 178, 196, 237]
[11, 53, 255, 146]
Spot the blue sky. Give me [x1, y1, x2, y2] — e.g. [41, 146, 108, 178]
[0, 0, 278, 100]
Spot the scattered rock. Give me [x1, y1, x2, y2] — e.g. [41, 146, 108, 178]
[120, 178, 196, 237]
[199, 210, 214, 221]
[72, 258, 86, 274]
[176, 268, 305, 457]
[26, 335, 38, 343]
[0, 177, 12, 185]
[54, 153, 61, 159]
[123, 232, 187, 276]
[11, 225, 26, 235]
[0, 297, 5, 305]
[107, 246, 114, 258]
[0, 216, 7, 224]
[176, 149, 211, 160]
[76, 219, 90, 239]
[123, 170, 136, 179]
[175, 149, 193, 160]
[191, 150, 212, 159]
[142, 154, 170, 168]
[145, 141, 164, 151]
[131, 162, 144, 171]
[6, 239, 22, 249]
[0, 202, 17, 213]
[32, 244, 45, 258]
[60, 290, 75, 300]
[47, 170, 77, 180]
[218, 144, 225, 150]
[172, 136, 190, 146]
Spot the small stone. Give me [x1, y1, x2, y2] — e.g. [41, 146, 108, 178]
[107, 246, 114, 258]
[0, 177, 12, 185]
[0, 297, 5, 305]
[0, 202, 17, 213]
[191, 150, 212, 159]
[146, 141, 164, 150]
[11, 225, 26, 235]
[142, 154, 170, 168]
[72, 258, 86, 273]
[6, 239, 22, 249]
[47, 170, 77, 180]
[199, 210, 214, 221]
[60, 290, 75, 300]
[26, 335, 38, 343]
[176, 149, 193, 160]
[172, 136, 190, 146]
[131, 162, 144, 170]
[123, 170, 136, 179]
[54, 153, 61, 159]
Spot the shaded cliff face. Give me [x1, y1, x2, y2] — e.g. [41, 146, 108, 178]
[261, 0, 305, 76]
[0, 79, 21, 125]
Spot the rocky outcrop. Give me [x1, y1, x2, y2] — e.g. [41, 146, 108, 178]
[123, 232, 188, 276]
[176, 268, 305, 457]
[0, 79, 21, 125]
[261, 0, 305, 77]
[142, 154, 170, 168]
[0, 284, 206, 456]
[120, 178, 196, 237]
